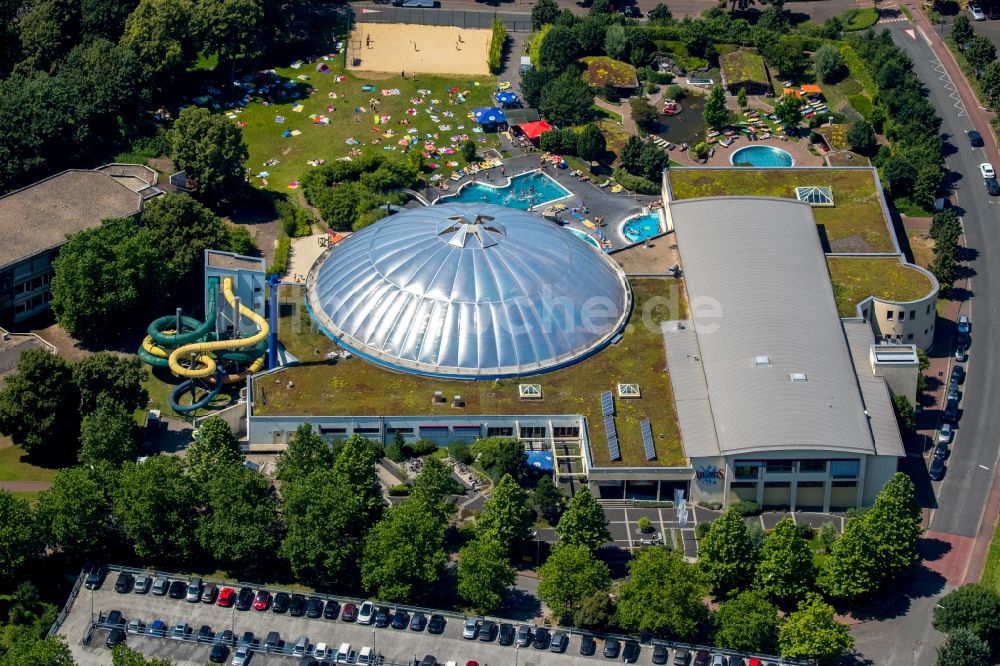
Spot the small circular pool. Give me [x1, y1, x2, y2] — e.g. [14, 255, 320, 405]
[567, 227, 600, 249]
[730, 145, 794, 167]
[621, 213, 661, 244]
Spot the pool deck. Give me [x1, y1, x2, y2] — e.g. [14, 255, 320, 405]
[420, 153, 661, 250]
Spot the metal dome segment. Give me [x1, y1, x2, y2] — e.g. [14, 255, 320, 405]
[306, 203, 632, 378]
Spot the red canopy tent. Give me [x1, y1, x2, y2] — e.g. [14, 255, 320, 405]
[518, 120, 553, 141]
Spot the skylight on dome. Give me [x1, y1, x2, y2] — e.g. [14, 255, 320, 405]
[794, 186, 834, 207]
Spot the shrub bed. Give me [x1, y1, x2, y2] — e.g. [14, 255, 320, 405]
[489, 19, 507, 74]
[612, 168, 659, 195]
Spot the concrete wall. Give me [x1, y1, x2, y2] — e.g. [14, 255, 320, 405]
[862, 455, 900, 506]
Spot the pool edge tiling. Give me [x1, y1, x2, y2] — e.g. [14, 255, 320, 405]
[438, 169, 571, 210]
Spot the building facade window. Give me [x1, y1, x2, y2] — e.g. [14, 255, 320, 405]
[386, 427, 414, 435]
[799, 460, 827, 473]
[832, 480, 857, 488]
[907, 333, 913, 340]
[830, 460, 860, 478]
[552, 426, 580, 438]
[734, 461, 762, 479]
[765, 460, 794, 474]
[486, 426, 514, 437]
[520, 426, 546, 439]
[353, 427, 380, 434]
[886, 311, 893, 320]
[899, 311, 905, 321]
[909, 310, 916, 319]
[797, 480, 825, 488]
[730, 481, 756, 489]
[763, 481, 791, 488]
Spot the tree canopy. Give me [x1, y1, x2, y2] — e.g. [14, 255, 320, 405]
[616, 546, 709, 639]
[537, 543, 611, 617]
[332, 434, 384, 525]
[754, 516, 816, 604]
[169, 106, 248, 199]
[935, 628, 991, 666]
[713, 588, 781, 653]
[554, 487, 610, 552]
[184, 417, 243, 486]
[73, 352, 148, 414]
[698, 508, 760, 597]
[276, 423, 335, 483]
[37, 466, 114, 561]
[0, 491, 39, 586]
[778, 593, 854, 665]
[113, 455, 198, 562]
[472, 438, 527, 482]
[933, 584, 1000, 651]
[703, 85, 730, 130]
[197, 464, 278, 576]
[0, 349, 80, 460]
[141, 194, 234, 289]
[78, 396, 137, 468]
[457, 537, 516, 613]
[540, 71, 595, 127]
[476, 474, 534, 554]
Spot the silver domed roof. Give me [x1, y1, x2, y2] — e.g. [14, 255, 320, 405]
[306, 203, 631, 378]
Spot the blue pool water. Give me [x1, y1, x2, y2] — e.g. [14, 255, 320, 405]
[730, 145, 794, 167]
[621, 213, 661, 243]
[443, 171, 570, 209]
[567, 227, 600, 249]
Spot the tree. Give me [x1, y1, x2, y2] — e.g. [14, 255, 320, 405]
[952, 14, 973, 47]
[0, 636, 76, 666]
[935, 628, 991, 666]
[713, 589, 781, 653]
[540, 71, 595, 127]
[532, 0, 560, 30]
[537, 543, 611, 617]
[637, 143, 669, 181]
[37, 466, 113, 561]
[703, 85, 730, 130]
[574, 590, 616, 629]
[457, 537, 516, 613]
[141, 194, 233, 288]
[119, 0, 195, 83]
[647, 3, 672, 22]
[50, 219, 166, 342]
[866, 472, 923, 578]
[884, 156, 917, 198]
[332, 434, 384, 525]
[411, 457, 459, 521]
[778, 593, 854, 665]
[698, 508, 760, 597]
[932, 241, 958, 289]
[281, 470, 364, 587]
[981, 61, 1000, 107]
[813, 44, 846, 83]
[532, 475, 565, 525]
[362, 497, 448, 601]
[73, 352, 148, 414]
[538, 25, 581, 71]
[554, 487, 610, 552]
[476, 474, 533, 554]
[169, 107, 248, 199]
[0, 491, 38, 586]
[461, 138, 477, 163]
[82, 0, 140, 40]
[193, 0, 263, 77]
[197, 464, 279, 576]
[966, 35, 996, 75]
[276, 424, 335, 483]
[763, 35, 808, 76]
[847, 119, 877, 155]
[737, 87, 748, 109]
[0, 349, 80, 460]
[892, 393, 916, 431]
[629, 96, 659, 132]
[79, 396, 138, 467]
[754, 516, 815, 604]
[933, 584, 1000, 649]
[184, 416, 243, 486]
[577, 124, 607, 164]
[110, 644, 174, 666]
[819, 515, 878, 600]
[113, 455, 198, 562]
[589, 0, 612, 13]
[616, 547, 709, 639]
[773, 93, 803, 133]
[16, 0, 80, 73]
[620, 135, 644, 175]
[521, 68, 557, 109]
[604, 24, 628, 61]
[473, 438, 527, 482]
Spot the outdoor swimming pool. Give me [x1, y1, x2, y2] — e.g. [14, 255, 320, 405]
[730, 145, 794, 167]
[621, 212, 661, 244]
[442, 171, 570, 209]
[566, 227, 600, 249]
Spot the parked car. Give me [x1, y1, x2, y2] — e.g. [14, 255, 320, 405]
[323, 599, 340, 620]
[674, 648, 691, 665]
[197, 625, 214, 642]
[106, 610, 124, 628]
[989, 3, 1000, 18]
[427, 614, 446, 634]
[172, 623, 190, 638]
[497, 622, 514, 645]
[694, 651, 711, 666]
[620, 5, 640, 16]
[549, 631, 568, 653]
[342, 603, 358, 622]
[603, 638, 621, 658]
[969, 130, 985, 147]
[217, 587, 236, 607]
[186, 578, 202, 602]
[239, 631, 255, 647]
[201, 583, 218, 604]
[652, 643, 669, 664]
[374, 606, 391, 628]
[168, 580, 187, 599]
[392, 609, 410, 630]
[938, 423, 953, 445]
[944, 397, 960, 422]
[477, 620, 496, 641]
[148, 620, 167, 637]
[215, 629, 234, 646]
[934, 440, 950, 461]
[133, 574, 151, 594]
[114, 572, 133, 593]
[106, 629, 126, 649]
[419, 656, 436, 666]
[711, 655, 725, 666]
[85, 565, 104, 590]
[531, 627, 550, 649]
[516, 624, 532, 647]
[272, 592, 290, 614]
[357, 601, 375, 625]
[231, 645, 251, 666]
[209, 643, 229, 663]
[462, 617, 480, 639]
[580, 634, 596, 656]
[980, 162, 995, 178]
[948, 381, 961, 402]
[264, 630, 280, 650]
[235, 587, 254, 611]
[253, 590, 272, 611]
[315, 643, 332, 659]
[410, 611, 427, 632]
[952, 364, 966, 384]
[289, 593, 307, 617]
[970, 2, 987, 19]
[306, 596, 324, 618]
[930, 453, 947, 480]
[152, 576, 169, 596]
[958, 314, 971, 334]
[127, 619, 144, 634]
[293, 635, 309, 656]
[623, 641, 640, 663]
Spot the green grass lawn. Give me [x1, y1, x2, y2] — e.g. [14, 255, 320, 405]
[258, 280, 687, 467]
[827, 257, 935, 316]
[0, 437, 58, 484]
[234, 57, 498, 194]
[982, 515, 1000, 592]
[667, 167, 895, 253]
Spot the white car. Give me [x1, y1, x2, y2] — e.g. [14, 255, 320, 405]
[938, 423, 953, 444]
[970, 2, 986, 19]
[314, 643, 331, 659]
[357, 601, 375, 625]
[980, 162, 995, 179]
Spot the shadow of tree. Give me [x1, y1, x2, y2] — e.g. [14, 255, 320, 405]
[847, 563, 947, 622]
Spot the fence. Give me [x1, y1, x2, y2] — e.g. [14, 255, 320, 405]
[47, 569, 86, 638]
[354, 7, 533, 32]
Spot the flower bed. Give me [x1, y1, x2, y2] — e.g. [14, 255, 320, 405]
[581, 56, 639, 88]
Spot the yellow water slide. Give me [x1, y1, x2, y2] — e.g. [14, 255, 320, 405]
[167, 277, 270, 379]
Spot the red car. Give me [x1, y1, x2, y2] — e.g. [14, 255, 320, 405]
[252, 590, 272, 611]
[216, 587, 236, 608]
[341, 603, 358, 622]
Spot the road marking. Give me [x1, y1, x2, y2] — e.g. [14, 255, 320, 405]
[980, 464, 990, 470]
[917, 24, 933, 46]
[905, 27, 917, 39]
[930, 57, 968, 118]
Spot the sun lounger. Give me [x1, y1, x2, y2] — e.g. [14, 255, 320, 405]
[598, 180, 611, 188]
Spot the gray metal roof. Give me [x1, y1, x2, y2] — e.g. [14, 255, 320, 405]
[662, 320, 720, 458]
[306, 203, 631, 378]
[842, 320, 906, 458]
[669, 197, 876, 456]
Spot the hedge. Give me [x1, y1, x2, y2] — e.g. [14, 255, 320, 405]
[489, 19, 506, 74]
[730, 500, 761, 517]
[841, 7, 880, 32]
[388, 484, 411, 497]
[839, 44, 876, 96]
[267, 232, 291, 275]
[611, 168, 660, 195]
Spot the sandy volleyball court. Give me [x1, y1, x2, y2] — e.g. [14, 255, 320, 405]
[348, 23, 491, 76]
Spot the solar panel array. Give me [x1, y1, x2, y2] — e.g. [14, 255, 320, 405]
[640, 418, 655, 461]
[605, 414, 621, 461]
[601, 390, 614, 416]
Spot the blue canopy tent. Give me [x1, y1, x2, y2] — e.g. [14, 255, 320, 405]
[526, 450, 554, 472]
[494, 91, 518, 107]
[473, 107, 507, 126]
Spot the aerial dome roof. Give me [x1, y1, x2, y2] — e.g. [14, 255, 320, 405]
[306, 203, 631, 378]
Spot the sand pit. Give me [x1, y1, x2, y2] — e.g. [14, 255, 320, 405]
[348, 23, 492, 76]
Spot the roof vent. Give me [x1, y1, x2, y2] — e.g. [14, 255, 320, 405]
[753, 355, 772, 366]
[790, 373, 808, 382]
[437, 214, 507, 248]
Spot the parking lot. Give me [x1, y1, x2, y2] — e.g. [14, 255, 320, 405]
[56, 568, 792, 666]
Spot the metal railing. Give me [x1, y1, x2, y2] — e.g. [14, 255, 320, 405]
[48, 569, 85, 638]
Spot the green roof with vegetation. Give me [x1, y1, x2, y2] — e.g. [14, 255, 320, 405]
[257, 280, 686, 467]
[580, 56, 639, 88]
[827, 257, 935, 315]
[667, 168, 894, 253]
[814, 124, 852, 152]
[719, 50, 768, 84]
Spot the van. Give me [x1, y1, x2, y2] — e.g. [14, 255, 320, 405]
[264, 630, 280, 651]
[293, 635, 309, 656]
[336, 643, 352, 662]
[357, 647, 373, 664]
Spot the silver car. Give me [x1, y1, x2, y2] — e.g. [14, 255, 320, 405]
[133, 574, 151, 594]
[151, 577, 169, 596]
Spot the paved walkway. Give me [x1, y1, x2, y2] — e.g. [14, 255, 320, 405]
[594, 97, 636, 134]
[0, 481, 51, 492]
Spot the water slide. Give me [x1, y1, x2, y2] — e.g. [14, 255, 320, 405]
[138, 278, 220, 368]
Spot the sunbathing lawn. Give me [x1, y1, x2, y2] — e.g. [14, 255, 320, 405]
[232, 55, 497, 193]
[259, 280, 686, 467]
[0, 437, 57, 484]
[667, 168, 894, 253]
[827, 257, 934, 316]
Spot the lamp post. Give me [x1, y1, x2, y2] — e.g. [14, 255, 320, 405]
[231, 604, 235, 647]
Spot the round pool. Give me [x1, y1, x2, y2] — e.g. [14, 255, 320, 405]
[730, 145, 794, 167]
[621, 213, 661, 244]
[567, 227, 600, 249]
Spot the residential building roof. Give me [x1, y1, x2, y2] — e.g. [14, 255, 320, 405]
[719, 50, 768, 84]
[0, 170, 143, 270]
[668, 197, 876, 457]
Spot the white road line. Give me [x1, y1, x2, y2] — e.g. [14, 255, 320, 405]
[979, 464, 990, 470]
